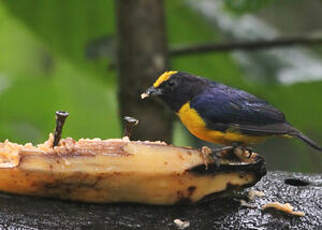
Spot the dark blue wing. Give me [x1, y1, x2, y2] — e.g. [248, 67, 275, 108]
[190, 84, 292, 135]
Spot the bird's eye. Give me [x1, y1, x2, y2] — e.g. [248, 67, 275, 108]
[167, 80, 175, 87]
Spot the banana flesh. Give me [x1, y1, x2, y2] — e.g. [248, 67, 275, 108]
[0, 134, 266, 204]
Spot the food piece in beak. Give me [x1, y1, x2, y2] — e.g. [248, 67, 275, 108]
[141, 92, 150, 99]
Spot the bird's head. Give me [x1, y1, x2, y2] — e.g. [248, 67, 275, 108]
[141, 71, 208, 112]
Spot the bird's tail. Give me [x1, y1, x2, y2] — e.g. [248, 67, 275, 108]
[291, 131, 322, 151]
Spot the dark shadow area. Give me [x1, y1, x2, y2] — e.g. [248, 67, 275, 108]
[284, 178, 310, 186]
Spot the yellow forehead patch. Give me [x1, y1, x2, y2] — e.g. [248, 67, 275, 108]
[153, 71, 178, 88]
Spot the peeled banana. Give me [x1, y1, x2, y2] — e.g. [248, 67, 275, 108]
[0, 134, 266, 204]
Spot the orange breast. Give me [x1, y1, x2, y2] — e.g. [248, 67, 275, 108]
[177, 102, 267, 145]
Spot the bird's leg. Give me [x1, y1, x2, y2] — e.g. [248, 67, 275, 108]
[210, 145, 235, 154]
[209, 145, 235, 166]
[200, 146, 233, 169]
[245, 147, 253, 158]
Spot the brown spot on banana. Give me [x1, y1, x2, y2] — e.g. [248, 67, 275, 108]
[0, 134, 266, 205]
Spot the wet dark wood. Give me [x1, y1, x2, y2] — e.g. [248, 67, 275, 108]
[0, 171, 321, 230]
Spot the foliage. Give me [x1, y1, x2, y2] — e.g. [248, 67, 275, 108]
[0, 1, 119, 144]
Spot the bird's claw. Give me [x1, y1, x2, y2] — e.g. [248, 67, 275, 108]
[232, 145, 254, 160]
[200, 146, 224, 169]
[200, 146, 212, 170]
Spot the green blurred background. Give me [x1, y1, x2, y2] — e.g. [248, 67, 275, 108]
[0, 0, 321, 172]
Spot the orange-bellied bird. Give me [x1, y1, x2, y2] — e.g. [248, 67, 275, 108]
[141, 71, 322, 151]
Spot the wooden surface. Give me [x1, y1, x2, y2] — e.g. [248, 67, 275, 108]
[0, 171, 321, 229]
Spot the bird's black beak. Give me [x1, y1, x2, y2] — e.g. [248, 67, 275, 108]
[141, 87, 163, 99]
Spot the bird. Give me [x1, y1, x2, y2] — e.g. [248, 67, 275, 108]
[141, 71, 322, 152]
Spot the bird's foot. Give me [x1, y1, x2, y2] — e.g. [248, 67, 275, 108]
[200, 146, 212, 170]
[200, 146, 228, 169]
[200, 144, 254, 167]
[232, 144, 254, 160]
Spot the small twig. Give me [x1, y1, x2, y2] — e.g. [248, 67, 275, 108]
[170, 36, 322, 56]
[53, 111, 69, 147]
[123, 116, 139, 140]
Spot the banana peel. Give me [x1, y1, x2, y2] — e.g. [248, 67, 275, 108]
[0, 134, 266, 205]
